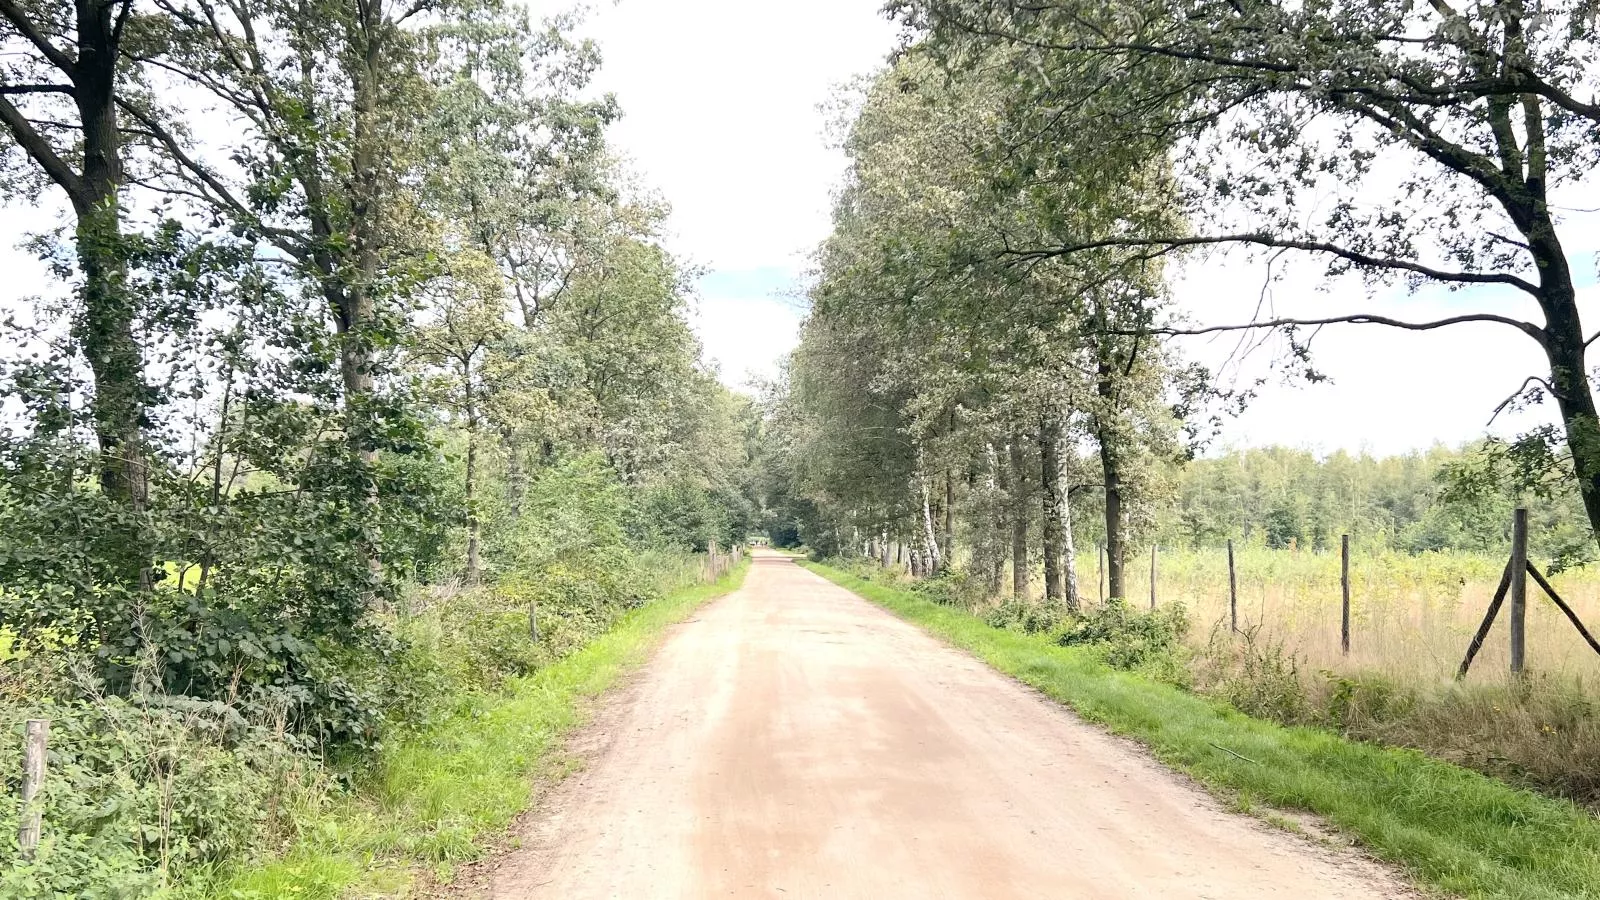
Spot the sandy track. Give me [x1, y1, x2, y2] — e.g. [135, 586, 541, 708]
[472, 551, 1417, 899]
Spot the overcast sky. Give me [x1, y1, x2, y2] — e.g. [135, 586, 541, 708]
[3, 1, 1595, 458]
[574, 0, 1600, 457]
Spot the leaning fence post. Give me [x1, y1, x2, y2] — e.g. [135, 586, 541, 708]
[19, 719, 48, 860]
[1510, 507, 1528, 674]
[1340, 534, 1351, 656]
[1227, 539, 1238, 633]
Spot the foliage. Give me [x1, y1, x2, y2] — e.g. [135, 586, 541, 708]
[0, 0, 762, 893]
[908, 570, 988, 608]
[983, 597, 1067, 634]
[1169, 444, 1595, 564]
[763, 50, 1186, 604]
[0, 696, 312, 898]
[1056, 599, 1190, 671]
[895, 0, 1600, 557]
[217, 560, 750, 898]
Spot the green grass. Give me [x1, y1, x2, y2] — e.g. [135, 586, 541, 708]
[214, 560, 751, 899]
[801, 561, 1600, 900]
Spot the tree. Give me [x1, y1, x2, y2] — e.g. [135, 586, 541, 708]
[413, 249, 507, 582]
[899, 0, 1600, 552]
[1, 0, 153, 589]
[771, 50, 1184, 603]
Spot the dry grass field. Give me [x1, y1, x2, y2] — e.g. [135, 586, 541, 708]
[1093, 547, 1600, 683]
[1053, 546, 1600, 804]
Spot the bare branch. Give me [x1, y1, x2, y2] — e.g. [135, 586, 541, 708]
[1487, 375, 1556, 426]
[0, 93, 82, 198]
[1116, 311, 1546, 346]
[1000, 233, 1541, 295]
[116, 97, 307, 257]
[0, 83, 75, 95]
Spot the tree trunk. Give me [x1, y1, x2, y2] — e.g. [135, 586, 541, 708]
[64, 2, 150, 593]
[502, 427, 524, 521]
[1062, 478, 1080, 610]
[920, 474, 943, 573]
[934, 470, 947, 560]
[1528, 230, 1600, 555]
[1008, 437, 1030, 600]
[987, 443, 1007, 596]
[1039, 417, 1065, 607]
[1095, 355, 1127, 601]
[463, 367, 480, 584]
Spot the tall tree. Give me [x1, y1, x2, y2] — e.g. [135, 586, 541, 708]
[900, 0, 1600, 552]
[1, 0, 151, 588]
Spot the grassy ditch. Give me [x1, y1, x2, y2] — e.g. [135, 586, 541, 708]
[216, 560, 750, 899]
[802, 561, 1600, 900]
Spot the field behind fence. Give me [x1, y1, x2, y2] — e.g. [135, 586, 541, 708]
[1081, 544, 1600, 683]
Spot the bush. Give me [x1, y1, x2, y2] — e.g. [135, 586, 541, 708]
[1193, 625, 1312, 725]
[909, 571, 987, 608]
[984, 597, 1067, 634]
[0, 697, 313, 898]
[1056, 599, 1191, 671]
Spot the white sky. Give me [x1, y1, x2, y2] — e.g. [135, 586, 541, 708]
[573, 0, 897, 392]
[576, 0, 1600, 457]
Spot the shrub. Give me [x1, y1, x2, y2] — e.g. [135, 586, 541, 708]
[1196, 625, 1312, 725]
[985, 597, 1067, 634]
[910, 571, 987, 608]
[0, 696, 313, 898]
[1057, 599, 1191, 671]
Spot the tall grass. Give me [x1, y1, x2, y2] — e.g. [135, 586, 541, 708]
[1078, 546, 1600, 682]
[1031, 546, 1600, 805]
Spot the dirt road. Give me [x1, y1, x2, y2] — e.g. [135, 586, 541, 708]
[477, 551, 1415, 899]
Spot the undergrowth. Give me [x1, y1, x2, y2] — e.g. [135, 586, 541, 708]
[804, 559, 1600, 900]
[0, 557, 749, 898]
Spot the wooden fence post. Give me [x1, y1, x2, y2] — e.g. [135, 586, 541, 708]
[1097, 541, 1105, 604]
[1227, 539, 1238, 633]
[19, 719, 48, 860]
[1510, 507, 1528, 674]
[1340, 534, 1351, 656]
[1149, 545, 1158, 610]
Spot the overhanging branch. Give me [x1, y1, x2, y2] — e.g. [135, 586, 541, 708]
[0, 83, 75, 95]
[0, 93, 82, 198]
[1000, 233, 1541, 295]
[1115, 312, 1546, 346]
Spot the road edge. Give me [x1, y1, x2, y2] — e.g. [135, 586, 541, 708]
[800, 560, 1600, 900]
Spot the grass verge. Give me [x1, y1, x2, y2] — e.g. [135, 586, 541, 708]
[801, 561, 1600, 900]
[215, 560, 750, 899]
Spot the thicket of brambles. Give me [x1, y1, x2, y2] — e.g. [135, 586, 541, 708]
[760, 1, 1600, 808]
[0, 1, 760, 892]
